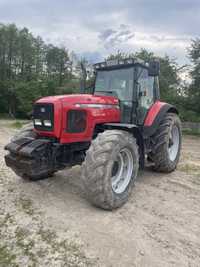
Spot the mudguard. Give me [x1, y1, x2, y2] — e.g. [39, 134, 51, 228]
[143, 101, 178, 138]
[103, 123, 145, 168]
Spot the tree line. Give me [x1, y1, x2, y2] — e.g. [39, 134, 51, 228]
[0, 23, 199, 122]
[0, 23, 80, 117]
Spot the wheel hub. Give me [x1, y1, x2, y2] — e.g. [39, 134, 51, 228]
[168, 125, 180, 161]
[111, 148, 134, 194]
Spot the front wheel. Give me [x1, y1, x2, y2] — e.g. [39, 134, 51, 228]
[81, 130, 139, 210]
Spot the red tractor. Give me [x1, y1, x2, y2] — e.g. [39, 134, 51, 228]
[5, 58, 182, 210]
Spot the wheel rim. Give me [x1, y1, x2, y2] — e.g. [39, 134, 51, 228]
[111, 148, 134, 194]
[168, 125, 180, 161]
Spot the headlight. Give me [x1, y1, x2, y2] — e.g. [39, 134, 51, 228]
[43, 120, 52, 127]
[34, 119, 42, 126]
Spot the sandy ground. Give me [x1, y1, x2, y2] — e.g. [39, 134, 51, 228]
[0, 120, 200, 267]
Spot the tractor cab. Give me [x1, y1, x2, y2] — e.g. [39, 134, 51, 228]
[93, 58, 160, 124]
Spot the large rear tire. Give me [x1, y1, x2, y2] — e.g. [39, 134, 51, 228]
[82, 130, 139, 210]
[150, 113, 182, 172]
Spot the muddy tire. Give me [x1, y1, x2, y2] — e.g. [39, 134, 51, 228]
[150, 113, 182, 172]
[82, 130, 139, 210]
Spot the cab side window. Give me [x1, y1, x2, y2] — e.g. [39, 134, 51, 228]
[137, 67, 154, 124]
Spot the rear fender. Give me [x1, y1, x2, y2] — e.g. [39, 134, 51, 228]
[143, 101, 178, 138]
[103, 123, 145, 169]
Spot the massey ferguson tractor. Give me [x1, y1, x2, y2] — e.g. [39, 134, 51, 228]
[4, 58, 182, 210]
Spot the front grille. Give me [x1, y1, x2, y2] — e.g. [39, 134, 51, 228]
[67, 110, 87, 133]
[33, 103, 54, 131]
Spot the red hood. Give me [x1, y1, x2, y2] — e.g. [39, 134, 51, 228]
[36, 94, 119, 106]
[34, 93, 120, 142]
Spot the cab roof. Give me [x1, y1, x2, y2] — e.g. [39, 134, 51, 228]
[93, 58, 149, 71]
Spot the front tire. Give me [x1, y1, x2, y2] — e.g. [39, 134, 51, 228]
[150, 113, 182, 172]
[82, 130, 139, 210]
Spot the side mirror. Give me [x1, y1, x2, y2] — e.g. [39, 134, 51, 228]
[148, 60, 160, 76]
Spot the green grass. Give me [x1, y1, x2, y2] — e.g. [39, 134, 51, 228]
[15, 227, 37, 266]
[9, 121, 24, 129]
[37, 227, 94, 266]
[178, 163, 200, 173]
[0, 113, 11, 119]
[183, 129, 200, 137]
[17, 197, 35, 216]
[0, 245, 18, 267]
[0, 213, 14, 228]
[0, 207, 95, 266]
[38, 228, 57, 245]
[0, 117, 29, 129]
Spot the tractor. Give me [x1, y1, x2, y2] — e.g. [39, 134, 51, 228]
[4, 58, 182, 210]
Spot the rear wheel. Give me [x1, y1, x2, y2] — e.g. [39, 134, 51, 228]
[150, 113, 182, 172]
[82, 130, 139, 210]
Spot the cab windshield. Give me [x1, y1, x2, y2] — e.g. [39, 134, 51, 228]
[94, 68, 134, 101]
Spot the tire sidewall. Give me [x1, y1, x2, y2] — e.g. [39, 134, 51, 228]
[103, 135, 139, 208]
[162, 115, 182, 169]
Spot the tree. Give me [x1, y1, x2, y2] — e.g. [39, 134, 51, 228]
[1, 23, 198, 122]
[188, 39, 200, 115]
[0, 23, 80, 118]
[46, 45, 69, 86]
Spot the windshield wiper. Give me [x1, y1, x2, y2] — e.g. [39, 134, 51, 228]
[95, 90, 114, 94]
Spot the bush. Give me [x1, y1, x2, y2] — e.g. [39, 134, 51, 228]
[180, 110, 200, 123]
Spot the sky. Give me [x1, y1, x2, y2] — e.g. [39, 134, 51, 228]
[0, 0, 199, 65]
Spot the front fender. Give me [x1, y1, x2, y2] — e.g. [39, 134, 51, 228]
[103, 123, 145, 169]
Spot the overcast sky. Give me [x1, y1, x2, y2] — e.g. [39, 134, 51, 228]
[0, 0, 199, 64]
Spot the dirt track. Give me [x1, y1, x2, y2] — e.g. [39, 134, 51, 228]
[0, 120, 200, 267]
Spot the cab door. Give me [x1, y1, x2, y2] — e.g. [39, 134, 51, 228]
[136, 67, 155, 125]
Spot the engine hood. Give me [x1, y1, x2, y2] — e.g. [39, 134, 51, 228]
[34, 93, 120, 142]
[36, 94, 119, 106]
